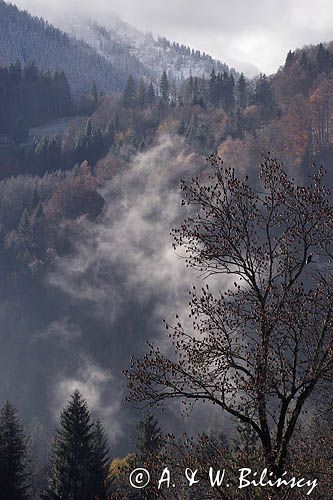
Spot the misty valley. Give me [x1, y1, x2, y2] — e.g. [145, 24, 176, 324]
[0, 0, 332, 499]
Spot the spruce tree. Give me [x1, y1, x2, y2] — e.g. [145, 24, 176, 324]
[44, 390, 94, 500]
[159, 70, 170, 104]
[285, 50, 295, 69]
[44, 391, 110, 500]
[186, 75, 194, 104]
[0, 401, 30, 500]
[254, 73, 279, 122]
[221, 71, 235, 112]
[237, 73, 247, 108]
[16, 209, 33, 256]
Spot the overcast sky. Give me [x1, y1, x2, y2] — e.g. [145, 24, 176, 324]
[12, 0, 333, 74]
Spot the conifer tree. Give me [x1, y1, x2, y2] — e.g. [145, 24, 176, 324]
[285, 50, 295, 69]
[209, 68, 218, 106]
[221, 71, 235, 112]
[0, 401, 30, 500]
[43, 390, 93, 500]
[159, 70, 170, 104]
[254, 73, 279, 122]
[237, 73, 247, 108]
[186, 75, 194, 104]
[44, 391, 110, 500]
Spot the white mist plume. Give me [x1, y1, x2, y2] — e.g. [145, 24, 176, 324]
[48, 135, 200, 324]
[47, 135, 236, 446]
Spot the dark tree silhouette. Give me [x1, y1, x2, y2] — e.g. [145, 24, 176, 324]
[43, 390, 109, 500]
[237, 73, 247, 108]
[0, 401, 30, 500]
[159, 70, 170, 104]
[126, 154, 333, 477]
[255, 74, 279, 122]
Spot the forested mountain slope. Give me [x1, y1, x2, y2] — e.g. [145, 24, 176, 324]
[0, 1, 144, 96]
[65, 15, 236, 85]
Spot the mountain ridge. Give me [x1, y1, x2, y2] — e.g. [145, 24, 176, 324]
[0, 0, 148, 96]
[60, 13, 239, 84]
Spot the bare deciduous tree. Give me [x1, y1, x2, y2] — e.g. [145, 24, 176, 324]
[126, 154, 333, 476]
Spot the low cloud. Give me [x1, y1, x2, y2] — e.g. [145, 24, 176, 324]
[13, 0, 333, 73]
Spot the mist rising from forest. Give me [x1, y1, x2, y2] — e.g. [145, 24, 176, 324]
[25, 135, 228, 452]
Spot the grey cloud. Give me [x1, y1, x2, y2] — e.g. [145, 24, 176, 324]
[34, 316, 81, 341]
[13, 0, 333, 73]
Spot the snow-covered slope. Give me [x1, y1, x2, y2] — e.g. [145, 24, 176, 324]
[63, 14, 237, 84]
